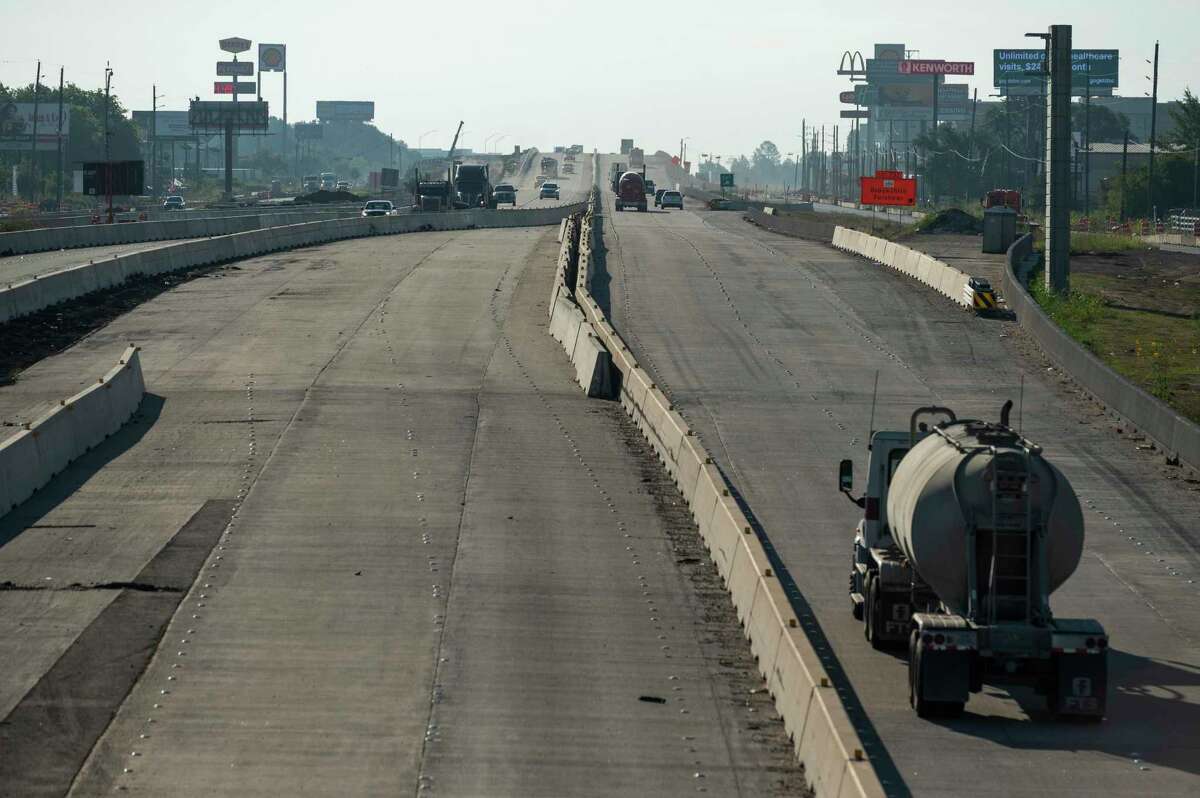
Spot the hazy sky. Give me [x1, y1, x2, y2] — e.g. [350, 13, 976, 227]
[3, 0, 1198, 160]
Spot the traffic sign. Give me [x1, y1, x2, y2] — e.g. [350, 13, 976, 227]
[219, 37, 251, 54]
[214, 81, 256, 96]
[259, 43, 286, 72]
[860, 172, 916, 206]
[216, 61, 254, 76]
[839, 91, 857, 104]
[840, 110, 869, 119]
[720, 173, 734, 188]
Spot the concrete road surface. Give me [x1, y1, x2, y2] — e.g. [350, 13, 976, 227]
[595, 153, 1200, 797]
[0, 222, 800, 795]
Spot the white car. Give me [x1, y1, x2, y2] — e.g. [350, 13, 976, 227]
[361, 200, 395, 217]
[539, 182, 560, 200]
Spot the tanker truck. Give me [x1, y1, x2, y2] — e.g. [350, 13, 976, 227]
[838, 405, 1107, 719]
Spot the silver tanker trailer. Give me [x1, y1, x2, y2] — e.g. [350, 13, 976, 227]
[838, 405, 1107, 719]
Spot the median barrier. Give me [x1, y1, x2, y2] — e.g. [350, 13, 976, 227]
[0, 204, 584, 324]
[545, 194, 884, 797]
[569, 331, 614, 398]
[0, 208, 364, 256]
[1002, 234, 1200, 470]
[0, 345, 144, 517]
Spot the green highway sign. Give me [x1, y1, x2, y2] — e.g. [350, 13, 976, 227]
[720, 173, 734, 188]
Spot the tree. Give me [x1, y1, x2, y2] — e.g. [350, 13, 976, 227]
[1169, 88, 1200, 148]
[913, 125, 1006, 204]
[1103, 153, 1197, 219]
[751, 140, 782, 184]
[1072, 103, 1131, 144]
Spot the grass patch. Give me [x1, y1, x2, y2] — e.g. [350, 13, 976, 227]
[1031, 273, 1200, 422]
[1034, 230, 1152, 255]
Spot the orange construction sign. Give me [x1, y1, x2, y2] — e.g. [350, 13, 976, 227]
[860, 171, 917, 206]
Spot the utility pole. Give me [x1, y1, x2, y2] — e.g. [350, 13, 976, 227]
[1084, 91, 1091, 215]
[55, 67, 64, 209]
[30, 60, 41, 202]
[969, 88, 978, 201]
[1040, 24, 1072, 293]
[104, 63, 114, 224]
[800, 119, 806, 194]
[152, 84, 158, 199]
[1147, 40, 1160, 221]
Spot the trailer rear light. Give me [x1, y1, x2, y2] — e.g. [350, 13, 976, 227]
[1086, 637, 1096, 649]
[934, 634, 945, 645]
[1097, 638, 1108, 649]
[922, 634, 933, 644]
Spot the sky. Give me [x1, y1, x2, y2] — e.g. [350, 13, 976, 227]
[2, 0, 1198, 162]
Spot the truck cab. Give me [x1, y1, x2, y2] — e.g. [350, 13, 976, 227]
[841, 430, 924, 641]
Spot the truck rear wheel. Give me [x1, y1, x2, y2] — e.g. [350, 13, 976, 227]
[909, 631, 966, 718]
[865, 577, 885, 650]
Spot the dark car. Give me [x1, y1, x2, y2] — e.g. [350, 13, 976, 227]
[660, 190, 683, 210]
[493, 184, 517, 206]
[643, 179, 656, 196]
[654, 188, 667, 207]
[162, 195, 185, 210]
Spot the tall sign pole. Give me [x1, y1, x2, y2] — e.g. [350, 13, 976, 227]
[30, 60, 41, 202]
[1147, 40, 1159, 221]
[1041, 24, 1072, 293]
[56, 67, 64, 208]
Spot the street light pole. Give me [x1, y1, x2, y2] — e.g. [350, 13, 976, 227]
[1147, 41, 1160, 221]
[104, 63, 114, 223]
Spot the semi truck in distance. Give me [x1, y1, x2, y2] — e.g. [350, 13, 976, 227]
[540, 156, 558, 179]
[453, 163, 494, 209]
[620, 138, 634, 155]
[614, 171, 647, 212]
[629, 147, 645, 169]
[838, 404, 1107, 719]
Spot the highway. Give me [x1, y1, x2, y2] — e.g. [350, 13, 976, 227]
[0, 211, 800, 795]
[596, 153, 1200, 797]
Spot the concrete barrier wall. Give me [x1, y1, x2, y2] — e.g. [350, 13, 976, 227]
[1002, 234, 1200, 470]
[0, 208, 367, 256]
[831, 225, 971, 310]
[0, 345, 145, 517]
[545, 178, 884, 797]
[0, 203, 585, 325]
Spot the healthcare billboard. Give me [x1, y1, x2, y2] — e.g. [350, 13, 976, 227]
[993, 49, 1118, 95]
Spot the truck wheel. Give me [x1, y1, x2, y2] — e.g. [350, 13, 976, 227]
[865, 578, 884, 650]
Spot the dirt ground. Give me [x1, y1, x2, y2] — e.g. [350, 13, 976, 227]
[1071, 248, 1200, 318]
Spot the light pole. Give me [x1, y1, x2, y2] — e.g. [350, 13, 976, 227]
[104, 63, 114, 223]
[151, 86, 167, 198]
[418, 128, 438, 152]
[492, 134, 508, 154]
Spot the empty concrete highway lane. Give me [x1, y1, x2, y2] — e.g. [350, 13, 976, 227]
[0, 221, 800, 796]
[596, 154, 1200, 797]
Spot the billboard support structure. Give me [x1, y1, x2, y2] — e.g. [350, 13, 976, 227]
[1042, 25, 1072, 294]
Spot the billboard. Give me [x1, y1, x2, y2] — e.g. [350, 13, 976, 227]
[189, 100, 269, 131]
[860, 171, 916, 206]
[0, 102, 70, 150]
[132, 110, 197, 139]
[83, 161, 144, 196]
[381, 167, 399, 188]
[993, 49, 1118, 95]
[259, 43, 286, 72]
[874, 82, 969, 120]
[315, 101, 374, 121]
